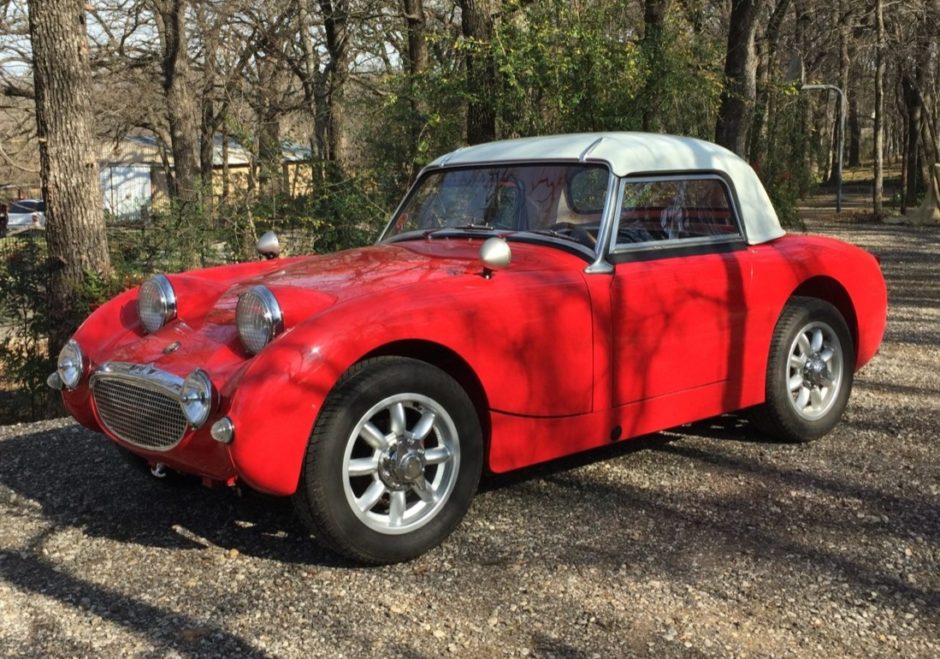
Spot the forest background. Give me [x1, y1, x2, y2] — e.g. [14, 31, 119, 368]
[0, 0, 938, 420]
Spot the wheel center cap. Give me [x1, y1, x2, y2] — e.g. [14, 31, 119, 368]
[398, 452, 425, 481]
[804, 358, 827, 385]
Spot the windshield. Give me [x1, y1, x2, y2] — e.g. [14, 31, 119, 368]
[383, 164, 610, 245]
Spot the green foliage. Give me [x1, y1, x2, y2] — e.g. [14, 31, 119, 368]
[0, 234, 52, 420]
[254, 175, 388, 255]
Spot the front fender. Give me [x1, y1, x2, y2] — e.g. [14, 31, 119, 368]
[226, 268, 595, 495]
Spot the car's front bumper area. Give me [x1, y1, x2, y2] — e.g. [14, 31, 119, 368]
[57, 360, 238, 484]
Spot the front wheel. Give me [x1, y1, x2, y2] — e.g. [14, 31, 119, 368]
[293, 357, 483, 564]
[750, 297, 854, 442]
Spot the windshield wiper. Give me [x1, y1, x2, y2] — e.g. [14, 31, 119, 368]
[423, 222, 495, 238]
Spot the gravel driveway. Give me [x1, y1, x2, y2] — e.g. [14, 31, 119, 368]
[1, 219, 937, 658]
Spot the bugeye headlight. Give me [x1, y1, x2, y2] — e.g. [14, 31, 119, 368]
[137, 274, 177, 333]
[180, 369, 213, 428]
[56, 339, 84, 389]
[236, 286, 283, 355]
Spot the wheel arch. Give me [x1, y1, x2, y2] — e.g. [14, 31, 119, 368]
[790, 276, 859, 363]
[360, 339, 492, 457]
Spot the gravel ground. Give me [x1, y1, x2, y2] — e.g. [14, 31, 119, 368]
[0, 219, 937, 658]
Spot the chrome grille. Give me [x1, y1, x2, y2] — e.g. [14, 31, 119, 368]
[92, 365, 187, 451]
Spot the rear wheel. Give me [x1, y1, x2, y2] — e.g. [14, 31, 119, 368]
[750, 297, 854, 442]
[293, 357, 483, 564]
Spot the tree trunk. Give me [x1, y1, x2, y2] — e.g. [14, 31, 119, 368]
[403, 0, 429, 75]
[901, 74, 923, 212]
[403, 0, 429, 174]
[640, 0, 673, 132]
[848, 81, 861, 167]
[714, 0, 762, 157]
[748, 0, 791, 164]
[827, 0, 850, 184]
[319, 0, 350, 178]
[27, 0, 112, 363]
[459, 0, 498, 144]
[873, 0, 885, 216]
[153, 0, 201, 204]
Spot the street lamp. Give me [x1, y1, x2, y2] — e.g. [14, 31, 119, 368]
[787, 57, 847, 213]
[801, 84, 847, 213]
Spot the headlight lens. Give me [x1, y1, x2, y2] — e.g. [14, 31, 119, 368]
[56, 339, 84, 389]
[138, 274, 177, 333]
[179, 369, 213, 428]
[236, 286, 283, 355]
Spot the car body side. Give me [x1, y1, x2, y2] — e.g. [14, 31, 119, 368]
[62, 228, 886, 495]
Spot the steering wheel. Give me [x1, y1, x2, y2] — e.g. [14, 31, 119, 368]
[548, 222, 597, 248]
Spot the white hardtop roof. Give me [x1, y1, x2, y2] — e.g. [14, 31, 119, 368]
[427, 132, 785, 245]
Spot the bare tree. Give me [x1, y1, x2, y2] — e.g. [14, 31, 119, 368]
[873, 0, 885, 215]
[640, 0, 673, 132]
[458, 0, 497, 144]
[715, 0, 763, 156]
[26, 0, 111, 360]
[152, 0, 201, 203]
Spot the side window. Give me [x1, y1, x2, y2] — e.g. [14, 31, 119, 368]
[615, 177, 740, 247]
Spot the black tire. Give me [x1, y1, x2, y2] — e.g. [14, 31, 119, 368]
[750, 296, 854, 442]
[292, 356, 483, 564]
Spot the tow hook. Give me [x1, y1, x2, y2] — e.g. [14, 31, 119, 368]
[150, 463, 168, 479]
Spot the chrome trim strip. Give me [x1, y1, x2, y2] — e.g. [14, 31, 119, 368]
[91, 362, 184, 395]
[578, 137, 604, 162]
[585, 172, 621, 275]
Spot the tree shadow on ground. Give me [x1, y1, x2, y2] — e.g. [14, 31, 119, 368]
[0, 425, 349, 567]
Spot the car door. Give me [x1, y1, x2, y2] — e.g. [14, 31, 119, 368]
[607, 175, 752, 407]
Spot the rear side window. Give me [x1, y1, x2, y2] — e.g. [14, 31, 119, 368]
[614, 177, 740, 247]
[10, 201, 38, 213]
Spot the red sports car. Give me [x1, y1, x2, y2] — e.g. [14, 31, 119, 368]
[50, 133, 887, 563]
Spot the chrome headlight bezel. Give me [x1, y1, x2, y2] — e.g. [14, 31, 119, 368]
[179, 369, 213, 428]
[56, 339, 84, 390]
[236, 285, 284, 355]
[137, 274, 177, 334]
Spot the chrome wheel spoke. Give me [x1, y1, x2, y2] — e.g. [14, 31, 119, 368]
[809, 388, 823, 409]
[819, 347, 834, 363]
[424, 446, 452, 465]
[388, 490, 407, 527]
[789, 354, 805, 369]
[411, 411, 437, 441]
[348, 455, 379, 477]
[389, 402, 406, 437]
[412, 476, 437, 503]
[797, 334, 812, 356]
[795, 387, 810, 409]
[811, 329, 824, 353]
[788, 374, 804, 392]
[357, 480, 386, 513]
[360, 422, 388, 451]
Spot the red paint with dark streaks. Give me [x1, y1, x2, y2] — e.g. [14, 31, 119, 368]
[62, 233, 886, 494]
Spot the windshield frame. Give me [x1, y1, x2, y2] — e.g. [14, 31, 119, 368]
[377, 160, 618, 267]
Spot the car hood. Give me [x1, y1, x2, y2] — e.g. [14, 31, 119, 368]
[217, 238, 585, 307]
[75, 237, 588, 379]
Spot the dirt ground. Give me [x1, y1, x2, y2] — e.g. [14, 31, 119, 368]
[0, 209, 937, 658]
